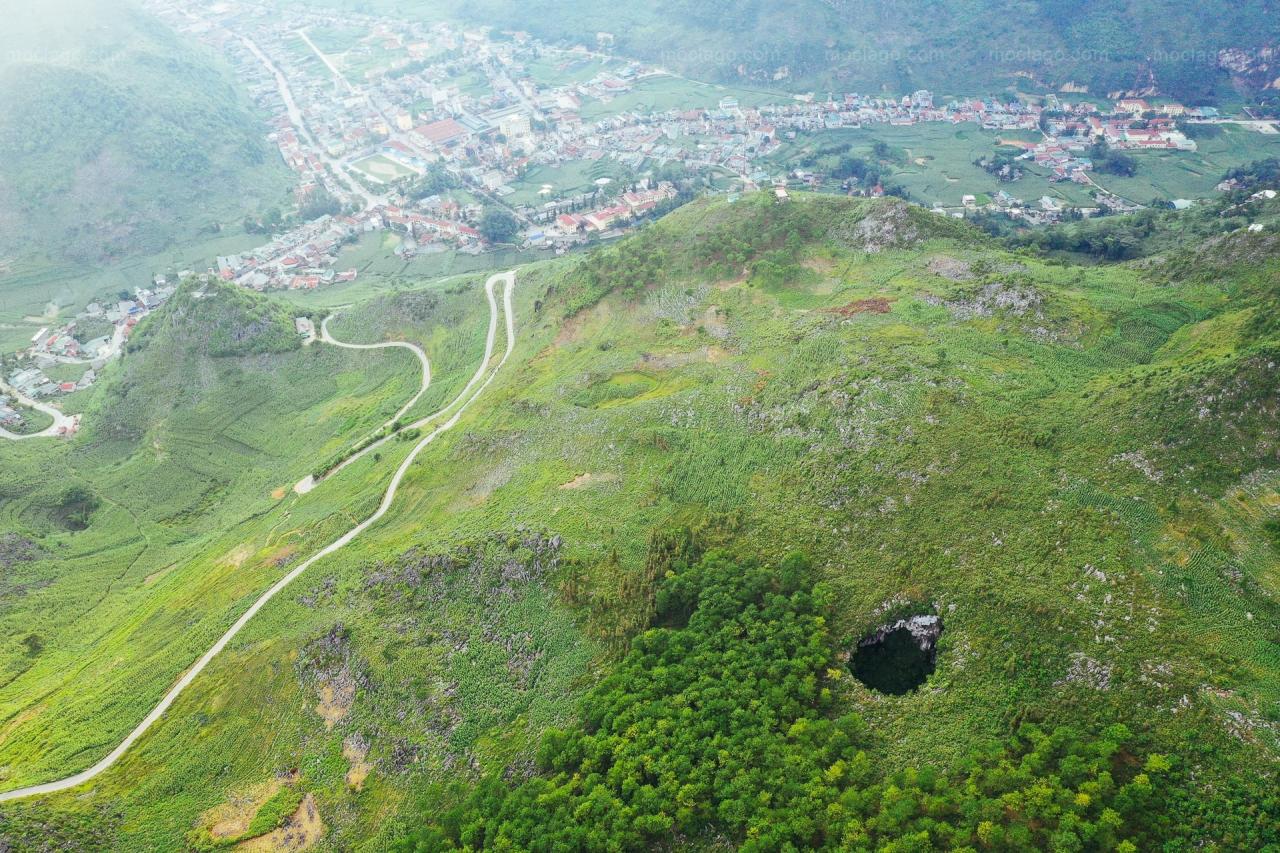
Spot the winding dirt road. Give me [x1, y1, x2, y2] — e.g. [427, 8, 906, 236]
[0, 271, 517, 803]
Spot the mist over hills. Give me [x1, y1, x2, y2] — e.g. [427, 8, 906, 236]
[0, 0, 290, 264]
[341, 0, 1280, 98]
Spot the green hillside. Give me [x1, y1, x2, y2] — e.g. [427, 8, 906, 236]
[312, 0, 1279, 99]
[0, 195, 1277, 848]
[0, 0, 291, 265]
[0, 275, 491, 798]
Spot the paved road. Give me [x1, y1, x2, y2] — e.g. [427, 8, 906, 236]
[0, 271, 517, 803]
[295, 28, 357, 95]
[320, 316, 432, 432]
[239, 33, 381, 208]
[295, 279, 504, 493]
[0, 379, 77, 441]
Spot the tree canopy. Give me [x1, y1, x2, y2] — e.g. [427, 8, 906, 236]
[398, 549, 1178, 852]
[479, 207, 520, 244]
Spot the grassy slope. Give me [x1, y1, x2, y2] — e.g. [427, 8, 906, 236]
[0, 0, 291, 264]
[0, 278, 494, 795]
[0, 194, 1278, 848]
[0, 0, 293, 350]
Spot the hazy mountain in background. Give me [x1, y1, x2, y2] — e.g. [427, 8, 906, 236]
[0, 0, 290, 264]
[335, 0, 1280, 99]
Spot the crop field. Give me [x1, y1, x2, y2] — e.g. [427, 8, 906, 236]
[770, 121, 1280, 209]
[505, 158, 635, 206]
[578, 74, 783, 120]
[0, 230, 274, 353]
[282, 235, 549, 305]
[524, 55, 616, 87]
[0, 194, 1277, 848]
[1091, 124, 1280, 203]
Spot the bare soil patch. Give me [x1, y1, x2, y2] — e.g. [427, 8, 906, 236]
[343, 736, 373, 791]
[200, 781, 282, 841]
[560, 472, 619, 490]
[315, 677, 354, 730]
[236, 793, 325, 852]
[828, 297, 894, 317]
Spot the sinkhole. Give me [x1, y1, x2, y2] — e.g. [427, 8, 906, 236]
[851, 614, 942, 695]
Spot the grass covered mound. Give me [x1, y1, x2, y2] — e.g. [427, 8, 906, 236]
[94, 278, 302, 445]
[129, 278, 301, 359]
[565, 193, 971, 307]
[404, 550, 1174, 852]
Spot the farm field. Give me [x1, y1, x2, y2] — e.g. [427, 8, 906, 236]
[0, 231, 273, 353]
[285, 233, 550, 302]
[524, 55, 617, 87]
[504, 158, 636, 206]
[0, 193, 1277, 848]
[1090, 124, 1280, 203]
[578, 74, 783, 120]
[769, 121, 1280, 209]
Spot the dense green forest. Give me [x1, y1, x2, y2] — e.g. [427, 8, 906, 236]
[0, 0, 291, 264]
[403, 548, 1226, 852]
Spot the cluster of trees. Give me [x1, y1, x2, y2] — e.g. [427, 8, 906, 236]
[577, 236, 668, 298]
[406, 165, 460, 200]
[974, 151, 1025, 182]
[1017, 171, 1280, 259]
[1014, 211, 1164, 260]
[691, 195, 820, 279]
[749, 242, 810, 289]
[832, 155, 881, 187]
[398, 549, 1178, 852]
[1089, 141, 1138, 178]
[243, 207, 285, 235]
[243, 188, 347, 235]
[797, 140, 904, 191]
[478, 207, 520, 244]
[1221, 157, 1280, 193]
[298, 189, 345, 222]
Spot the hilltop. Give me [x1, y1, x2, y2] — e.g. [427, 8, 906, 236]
[0, 0, 292, 265]
[0, 194, 1277, 848]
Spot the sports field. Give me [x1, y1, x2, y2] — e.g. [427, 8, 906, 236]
[350, 153, 419, 183]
